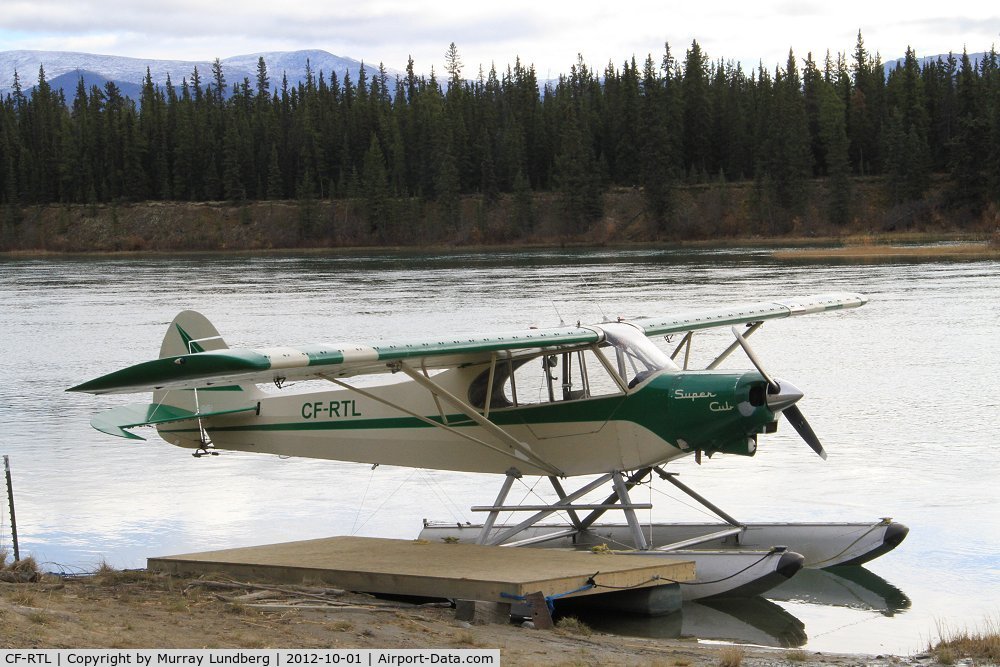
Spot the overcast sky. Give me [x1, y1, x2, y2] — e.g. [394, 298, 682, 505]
[2, 0, 998, 76]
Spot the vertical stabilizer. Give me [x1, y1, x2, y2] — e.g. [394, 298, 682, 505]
[154, 311, 262, 447]
[159, 310, 230, 358]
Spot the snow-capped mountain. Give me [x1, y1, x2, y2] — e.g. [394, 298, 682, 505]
[883, 51, 986, 75]
[0, 49, 402, 99]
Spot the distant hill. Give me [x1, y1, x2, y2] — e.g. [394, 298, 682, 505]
[0, 49, 402, 101]
[45, 69, 144, 101]
[884, 51, 987, 75]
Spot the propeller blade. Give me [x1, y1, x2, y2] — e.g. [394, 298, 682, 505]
[731, 326, 779, 392]
[782, 404, 828, 460]
[730, 326, 829, 460]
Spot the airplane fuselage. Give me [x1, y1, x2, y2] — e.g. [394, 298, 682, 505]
[156, 364, 778, 476]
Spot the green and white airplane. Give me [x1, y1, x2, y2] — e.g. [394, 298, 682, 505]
[70, 292, 907, 601]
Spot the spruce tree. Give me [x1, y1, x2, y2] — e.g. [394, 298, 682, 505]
[511, 167, 534, 235]
[554, 102, 602, 234]
[884, 47, 931, 202]
[361, 133, 390, 239]
[681, 40, 712, 180]
[266, 144, 284, 199]
[948, 50, 988, 208]
[986, 48, 1000, 203]
[761, 52, 813, 221]
[848, 31, 885, 175]
[223, 122, 246, 201]
[817, 81, 852, 225]
[639, 54, 674, 232]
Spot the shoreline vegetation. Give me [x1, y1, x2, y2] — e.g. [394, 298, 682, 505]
[1, 557, 997, 665]
[1, 181, 999, 259]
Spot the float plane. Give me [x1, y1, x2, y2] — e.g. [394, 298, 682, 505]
[70, 292, 907, 602]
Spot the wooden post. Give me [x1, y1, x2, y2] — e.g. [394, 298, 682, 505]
[3, 455, 18, 562]
[455, 600, 512, 625]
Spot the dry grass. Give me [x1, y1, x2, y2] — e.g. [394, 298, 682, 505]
[785, 649, 809, 662]
[555, 616, 594, 637]
[7, 589, 37, 607]
[717, 646, 745, 667]
[450, 630, 487, 648]
[930, 618, 1000, 664]
[87, 561, 171, 593]
[8, 556, 39, 575]
[26, 611, 50, 625]
[328, 620, 354, 632]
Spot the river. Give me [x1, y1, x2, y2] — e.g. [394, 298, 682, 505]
[0, 246, 997, 655]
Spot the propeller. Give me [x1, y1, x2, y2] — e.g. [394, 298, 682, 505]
[783, 404, 827, 460]
[730, 326, 828, 460]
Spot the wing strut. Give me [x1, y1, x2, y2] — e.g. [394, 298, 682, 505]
[705, 321, 764, 369]
[396, 363, 564, 476]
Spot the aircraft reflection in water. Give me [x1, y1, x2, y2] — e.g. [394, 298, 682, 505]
[568, 566, 910, 648]
[577, 597, 807, 648]
[767, 565, 912, 617]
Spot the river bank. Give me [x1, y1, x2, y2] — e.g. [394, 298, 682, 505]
[0, 569, 952, 666]
[1, 222, 996, 261]
[1, 179, 997, 255]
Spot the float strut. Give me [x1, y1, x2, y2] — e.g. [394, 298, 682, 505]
[613, 471, 649, 551]
[579, 467, 652, 530]
[476, 468, 521, 545]
[653, 466, 743, 527]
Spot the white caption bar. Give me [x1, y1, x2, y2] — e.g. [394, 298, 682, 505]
[0, 650, 500, 667]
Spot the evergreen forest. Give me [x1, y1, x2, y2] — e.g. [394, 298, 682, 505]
[2, 34, 999, 244]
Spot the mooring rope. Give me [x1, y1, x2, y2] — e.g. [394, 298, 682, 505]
[500, 581, 597, 612]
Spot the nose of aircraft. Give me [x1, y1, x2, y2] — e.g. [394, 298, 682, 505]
[766, 378, 804, 413]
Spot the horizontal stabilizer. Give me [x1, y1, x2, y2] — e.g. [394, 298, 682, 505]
[90, 402, 258, 440]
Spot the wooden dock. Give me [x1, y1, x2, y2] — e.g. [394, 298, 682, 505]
[148, 536, 695, 604]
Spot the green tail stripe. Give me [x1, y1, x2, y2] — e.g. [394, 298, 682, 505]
[176, 324, 206, 353]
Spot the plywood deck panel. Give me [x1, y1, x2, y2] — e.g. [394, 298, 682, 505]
[148, 536, 694, 603]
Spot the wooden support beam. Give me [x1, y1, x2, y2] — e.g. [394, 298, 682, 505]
[455, 600, 512, 625]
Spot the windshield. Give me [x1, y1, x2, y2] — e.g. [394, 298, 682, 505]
[598, 322, 678, 388]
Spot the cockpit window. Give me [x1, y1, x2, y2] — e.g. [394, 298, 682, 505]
[467, 323, 677, 409]
[469, 347, 623, 408]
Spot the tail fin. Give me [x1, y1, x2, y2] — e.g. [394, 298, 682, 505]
[159, 309, 230, 357]
[154, 311, 262, 446]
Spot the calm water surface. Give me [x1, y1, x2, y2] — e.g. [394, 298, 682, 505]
[0, 247, 997, 655]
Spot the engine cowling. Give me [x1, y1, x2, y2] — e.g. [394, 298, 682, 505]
[658, 371, 778, 457]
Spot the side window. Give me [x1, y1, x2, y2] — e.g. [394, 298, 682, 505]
[504, 348, 624, 406]
[467, 325, 673, 410]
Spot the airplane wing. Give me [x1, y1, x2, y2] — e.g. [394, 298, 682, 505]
[628, 292, 869, 337]
[68, 292, 867, 395]
[69, 326, 601, 395]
